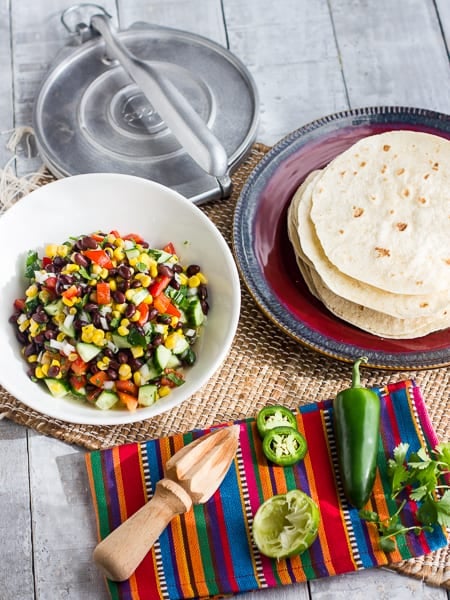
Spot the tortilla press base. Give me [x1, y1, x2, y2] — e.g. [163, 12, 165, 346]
[33, 21, 259, 203]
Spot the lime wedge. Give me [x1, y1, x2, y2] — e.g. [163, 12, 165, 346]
[252, 489, 320, 559]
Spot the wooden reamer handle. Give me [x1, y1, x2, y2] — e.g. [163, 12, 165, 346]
[93, 478, 193, 582]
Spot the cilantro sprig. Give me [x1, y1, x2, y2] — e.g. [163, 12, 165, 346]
[359, 441, 450, 552]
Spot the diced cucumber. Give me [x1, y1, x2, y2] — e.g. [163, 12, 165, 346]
[166, 353, 181, 369]
[131, 288, 150, 305]
[139, 362, 161, 384]
[138, 384, 158, 407]
[95, 390, 119, 410]
[70, 386, 86, 398]
[148, 248, 173, 263]
[112, 333, 133, 349]
[44, 299, 63, 316]
[153, 344, 172, 371]
[185, 298, 204, 327]
[44, 378, 70, 397]
[125, 247, 140, 260]
[76, 342, 102, 362]
[171, 335, 189, 355]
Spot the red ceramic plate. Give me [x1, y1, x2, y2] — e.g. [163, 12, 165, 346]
[233, 106, 450, 369]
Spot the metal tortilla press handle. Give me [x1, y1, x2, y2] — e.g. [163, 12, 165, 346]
[90, 14, 228, 177]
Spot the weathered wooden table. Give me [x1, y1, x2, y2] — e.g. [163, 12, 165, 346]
[1, 1, 449, 599]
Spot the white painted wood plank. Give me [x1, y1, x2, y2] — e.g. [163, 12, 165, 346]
[28, 432, 109, 600]
[435, 0, 450, 49]
[309, 567, 448, 599]
[329, 0, 450, 112]
[0, 0, 14, 169]
[0, 420, 34, 600]
[118, 0, 227, 45]
[10, 0, 117, 176]
[222, 0, 349, 146]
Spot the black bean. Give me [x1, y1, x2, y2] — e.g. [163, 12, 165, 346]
[108, 359, 120, 370]
[118, 265, 132, 279]
[152, 334, 163, 347]
[131, 279, 142, 289]
[201, 300, 209, 315]
[172, 264, 183, 273]
[117, 280, 130, 292]
[148, 308, 158, 321]
[47, 365, 60, 378]
[33, 333, 45, 344]
[129, 358, 143, 371]
[103, 348, 114, 359]
[125, 303, 136, 318]
[198, 284, 208, 300]
[158, 264, 173, 278]
[32, 311, 48, 324]
[84, 302, 99, 313]
[73, 252, 89, 267]
[106, 369, 118, 380]
[92, 313, 102, 328]
[78, 236, 98, 250]
[112, 291, 126, 304]
[52, 256, 66, 271]
[187, 264, 200, 276]
[23, 343, 36, 357]
[170, 278, 180, 290]
[117, 351, 129, 364]
[44, 328, 58, 340]
[157, 314, 172, 325]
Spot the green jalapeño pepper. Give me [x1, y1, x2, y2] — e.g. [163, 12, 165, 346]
[256, 405, 298, 438]
[262, 426, 308, 466]
[333, 357, 381, 509]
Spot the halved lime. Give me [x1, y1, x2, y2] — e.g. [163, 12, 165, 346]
[252, 489, 320, 559]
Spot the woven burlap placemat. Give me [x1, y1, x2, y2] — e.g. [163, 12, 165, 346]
[1, 143, 449, 588]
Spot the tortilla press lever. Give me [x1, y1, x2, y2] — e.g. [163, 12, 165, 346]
[89, 13, 229, 178]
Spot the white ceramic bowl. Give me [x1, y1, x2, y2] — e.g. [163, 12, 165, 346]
[0, 173, 240, 425]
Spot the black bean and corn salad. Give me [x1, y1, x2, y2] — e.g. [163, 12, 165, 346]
[10, 231, 209, 411]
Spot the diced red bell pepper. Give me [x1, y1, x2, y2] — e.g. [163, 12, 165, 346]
[89, 371, 109, 387]
[149, 275, 171, 298]
[83, 249, 114, 270]
[163, 242, 176, 254]
[42, 257, 52, 267]
[136, 302, 149, 326]
[62, 284, 80, 300]
[70, 356, 88, 375]
[118, 391, 138, 411]
[96, 281, 111, 305]
[115, 380, 139, 396]
[69, 374, 87, 391]
[44, 276, 57, 291]
[13, 298, 26, 311]
[123, 232, 145, 244]
[153, 293, 181, 318]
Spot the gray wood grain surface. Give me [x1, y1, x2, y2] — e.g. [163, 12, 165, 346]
[0, 1, 449, 599]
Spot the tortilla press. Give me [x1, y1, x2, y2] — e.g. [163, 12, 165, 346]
[32, 5, 259, 203]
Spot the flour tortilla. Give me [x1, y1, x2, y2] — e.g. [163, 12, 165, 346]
[287, 170, 450, 338]
[309, 131, 450, 295]
[291, 167, 450, 319]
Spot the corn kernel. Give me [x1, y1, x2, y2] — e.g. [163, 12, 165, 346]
[114, 238, 124, 248]
[25, 284, 39, 298]
[63, 263, 80, 274]
[57, 332, 66, 342]
[39, 289, 51, 303]
[62, 296, 75, 307]
[128, 257, 138, 267]
[138, 253, 152, 267]
[54, 313, 65, 325]
[57, 244, 69, 257]
[117, 325, 129, 337]
[81, 325, 94, 343]
[111, 310, 121, 319]
[120, 318, 130, 327]
[45, 244, 58, 258]
[131, 346, 144, 358]
[109, 279, 117, 292]
[170, 316, 179, 328]
[130, 310, 140, 322]
[125, 289, 135, 301]
[133, 371, 141, 386]
[41, 363, 49, 376]
[50, 359, 60, 367]
[143, 294, 153, 304]
[106, 233, 116, 244]
[35, 366, 45, 379]
[91, 264, 102, 275]
[104, 247, 114, 257]
[99, 267, 109, 279]
[118, 363, 132, 379]
[149, 263, 158, 278]
[114, 303, 127, 314]
[27, 354, 38, 363]
[92, 330, 105, 346]
[188, 275, 200, 288]
[197, 272, 208, 284]
[158, 385, 171, 398]
[164, 332, 179, 350]
[29, 319, 40, 336]
[96, 359, 108, 371]
[68, 353, 78, 361]
[178, 273, 188, 285]
[69, 307, 77, 315]
[18, 319, 30, 332]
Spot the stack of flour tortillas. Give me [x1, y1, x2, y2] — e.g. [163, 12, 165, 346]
[287, 130, 450, 338]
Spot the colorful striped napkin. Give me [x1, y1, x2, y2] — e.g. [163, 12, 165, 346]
[85, 379, 448, 600]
